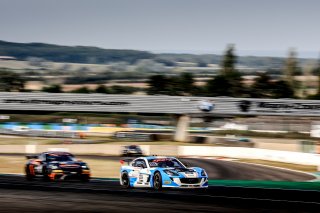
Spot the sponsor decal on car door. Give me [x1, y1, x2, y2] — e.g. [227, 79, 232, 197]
[138, 168, 150, 184]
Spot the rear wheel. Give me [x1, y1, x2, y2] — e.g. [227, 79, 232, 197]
[25, 165, 34, 181]
[121, 172, 131, 188]
[153, 172, 162, 190]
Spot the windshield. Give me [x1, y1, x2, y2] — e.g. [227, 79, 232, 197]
[128, 145, 140, 150]
[47, 154, 75, 162]
[148, 158, 185, 168]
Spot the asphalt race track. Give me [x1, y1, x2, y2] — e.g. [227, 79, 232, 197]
[0, 188, 252, 213]
[0, 174, 319, 212]
[79, 155, 314, 181]
[183, 158, 314, 181]
[0, 155, 319, 212]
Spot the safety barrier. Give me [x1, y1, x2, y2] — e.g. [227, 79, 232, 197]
[178, 146, 320, 166]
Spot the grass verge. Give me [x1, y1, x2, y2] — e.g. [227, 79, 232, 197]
[208, 180, 320, 191]
[212, 130, 312, 140]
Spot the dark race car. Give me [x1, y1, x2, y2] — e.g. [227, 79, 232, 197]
[25, 151, 90, 182]
[121, 145, 143, 157]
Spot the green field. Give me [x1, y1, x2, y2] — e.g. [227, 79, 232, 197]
[207, 179, 320, 191]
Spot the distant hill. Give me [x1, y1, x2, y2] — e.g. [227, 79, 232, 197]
[0, 40, 154, 64]
[0, 40, 315, 69]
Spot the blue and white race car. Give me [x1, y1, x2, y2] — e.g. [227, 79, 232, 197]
[120, 156, 208, 190]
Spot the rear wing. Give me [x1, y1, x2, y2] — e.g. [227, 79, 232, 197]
[120, 159, 133, 165]
[26, 155, 38, 160]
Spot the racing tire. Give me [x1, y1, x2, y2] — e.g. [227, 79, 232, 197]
[42, 167, 51, 182]
[80, 175, 90, 182]
[25, 166, 34, 181]
[121, 172, 131, 188]
[153, 172, 162, 190]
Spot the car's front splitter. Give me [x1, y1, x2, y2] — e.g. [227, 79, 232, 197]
[162, 177, 208, 188]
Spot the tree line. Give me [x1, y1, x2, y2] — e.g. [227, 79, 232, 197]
[0, 40, 153, 64]
[1, 40, 316, 69]
[42, 84, 141, 95]
[147, 45, 295, 98]
[1, 44, 320, 99]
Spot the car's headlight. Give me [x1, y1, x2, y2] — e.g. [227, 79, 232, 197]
[164, 170, 179, 176]
[50, 165, 59, 169]
[201, 169, 207, 176]
[81, 165, 89, 169]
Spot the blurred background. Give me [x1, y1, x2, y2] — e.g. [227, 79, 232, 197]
[0, 0, 320, 175]
[1, 0, 320, 211]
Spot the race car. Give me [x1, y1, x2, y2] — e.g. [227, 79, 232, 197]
[121, 145, 143, 157]
[25, 151, 90, 182]
[120, 156, 208, 190]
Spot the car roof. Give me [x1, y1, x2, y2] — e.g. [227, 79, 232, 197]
[144, 156, 176, 160]
[42, 151, 73, 156]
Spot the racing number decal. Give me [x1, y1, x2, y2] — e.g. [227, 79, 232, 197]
[138, 170, 149, 183]
[129, 170, 139, 178]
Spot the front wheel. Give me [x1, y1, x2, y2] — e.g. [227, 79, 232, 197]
[42, 167, 51, 181]
[80, 175, 90, 182]
[121, 172, 131, 188]
[153, 172, 162, 190]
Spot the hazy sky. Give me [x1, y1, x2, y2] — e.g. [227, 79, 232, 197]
[0, 0, 320, 57]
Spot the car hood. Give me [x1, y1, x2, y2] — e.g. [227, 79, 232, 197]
[161, 167, 205, 178]
[50, 161, 83, 168]
[165, 167, 198, 178]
